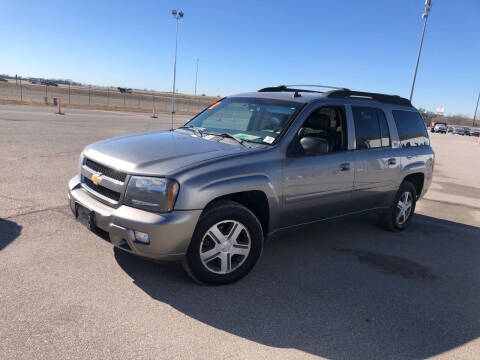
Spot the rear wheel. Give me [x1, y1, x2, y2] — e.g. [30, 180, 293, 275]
[379, 181, 417, 231]
[184, 200, 264, 285]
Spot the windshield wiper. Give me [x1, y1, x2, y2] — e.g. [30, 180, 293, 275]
[179, 127, 247, 148]
[178, 125, 204, 137]
[204, 131, 247, 148]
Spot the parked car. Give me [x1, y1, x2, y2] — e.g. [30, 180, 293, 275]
[451, 126, 466, 135]
[433, 123, 447, 133]
[0, 77, 8, 82]
[118, 87, 132, 94]
[68, 85, 434, 284]
[462, 127, 471, 136]
[40, 80, 58, 86]
[469, 128, 480, 137]
[430, 122, 446, 133]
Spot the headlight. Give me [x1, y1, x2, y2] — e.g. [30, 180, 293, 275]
[124, 176, 179, 213]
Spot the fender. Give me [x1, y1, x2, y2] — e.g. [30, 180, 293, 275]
[175, 173, 280, 212]
[402, 160, 426, 173]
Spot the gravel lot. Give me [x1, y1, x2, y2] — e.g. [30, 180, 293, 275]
[1, 105, 479, 359]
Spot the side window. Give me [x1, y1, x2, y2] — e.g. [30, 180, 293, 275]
[377, 109, 391, 147]
[299, 106, 347, 153]
[352, 106, 381, 150]
[392, 110, 429, 147]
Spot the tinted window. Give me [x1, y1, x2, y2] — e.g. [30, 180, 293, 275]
[392, 110, 429, 147]
[378, 109, 391, 147]
[353, 106, 381, 149]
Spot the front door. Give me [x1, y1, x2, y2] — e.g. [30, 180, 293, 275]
[281, 106, 355, 228]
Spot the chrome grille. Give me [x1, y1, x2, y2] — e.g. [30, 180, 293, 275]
[85, 158, 127, 182]
[83, 177, 121, 202]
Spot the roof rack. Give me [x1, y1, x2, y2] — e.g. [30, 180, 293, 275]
[258, 84, 348, 93]
[258, 85, 412, 106]
[325, 89, 412, 107]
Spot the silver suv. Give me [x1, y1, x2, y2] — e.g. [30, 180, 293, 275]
[68, 85, 434, 284]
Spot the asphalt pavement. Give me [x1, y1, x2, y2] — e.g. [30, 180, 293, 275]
[1, 105, 479, 359]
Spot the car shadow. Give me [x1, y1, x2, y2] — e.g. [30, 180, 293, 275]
[0, 218, 22, 251]
[114, 214, 480, 359]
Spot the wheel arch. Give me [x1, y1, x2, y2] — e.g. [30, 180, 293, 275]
[201, 191, 270, 237]
[402, 172, 425, 199]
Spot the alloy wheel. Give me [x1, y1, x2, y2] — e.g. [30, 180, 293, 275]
[199, 220, 251, 274]
[396, 191, 413, 225]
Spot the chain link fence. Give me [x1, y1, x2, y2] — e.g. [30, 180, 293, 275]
[0, 80, 219, 114]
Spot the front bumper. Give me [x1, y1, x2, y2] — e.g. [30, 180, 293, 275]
[68, 175, 201, 261]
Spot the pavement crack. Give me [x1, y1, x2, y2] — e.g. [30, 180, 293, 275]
[0, 151, 77, 161]
[0, 193, 32, 203]
[3, 205, 70, 220]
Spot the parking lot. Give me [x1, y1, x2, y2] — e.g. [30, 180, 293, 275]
[1, 105, 479, 359]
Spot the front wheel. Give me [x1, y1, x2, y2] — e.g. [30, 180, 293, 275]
[378, 181, 417, 231]
[184, 200, 264, 285]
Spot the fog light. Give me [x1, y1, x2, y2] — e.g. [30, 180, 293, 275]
[134, 231, 150, 244]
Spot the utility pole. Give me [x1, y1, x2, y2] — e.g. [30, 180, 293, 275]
[409, 0, 434, 102]
[473, 92, 480, 127]
[194, 58, 199, 97]
[171, 9, 184, 130]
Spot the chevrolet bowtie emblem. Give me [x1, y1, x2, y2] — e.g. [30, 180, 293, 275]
[91, 173, 102, 185]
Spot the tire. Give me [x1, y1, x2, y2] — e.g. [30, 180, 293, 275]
[184, 200, 264, 285]
[378, 181, 417, 232]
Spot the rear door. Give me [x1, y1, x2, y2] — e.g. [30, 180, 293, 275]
[350, 106, 400, 211]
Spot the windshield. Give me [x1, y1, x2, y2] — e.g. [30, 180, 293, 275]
[181, 97, 301, 145]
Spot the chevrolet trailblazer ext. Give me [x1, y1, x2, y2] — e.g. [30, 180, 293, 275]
[68, 85, 434, 285]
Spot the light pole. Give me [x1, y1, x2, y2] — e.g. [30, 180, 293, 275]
[473, 92, 479, 127]
[409, 0, 434, 102]
[171, 9, 184, 130]
[194, 58, 199, 97]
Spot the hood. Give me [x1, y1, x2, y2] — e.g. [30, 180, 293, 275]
[83, 130, 247, 175]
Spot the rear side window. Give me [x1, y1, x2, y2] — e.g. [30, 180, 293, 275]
[352, 106, 390, 150]
[392, 110, 429, 147]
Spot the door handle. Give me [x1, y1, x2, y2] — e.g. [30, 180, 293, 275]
[387, 158, 396, 166]
[339, 163, 350, 171]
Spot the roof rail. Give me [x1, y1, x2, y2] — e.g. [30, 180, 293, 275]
[325, 89, 412, 107]
[258, 84, 349, 93]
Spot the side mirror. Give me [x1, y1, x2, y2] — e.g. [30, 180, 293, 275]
[300, 135, 329, 155]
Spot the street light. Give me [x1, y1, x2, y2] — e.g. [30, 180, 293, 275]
[194, 58, 199, 97]
[171, 9, 184, 130]
[409, 0, 434, 102]
[473, 92, 479, 127]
